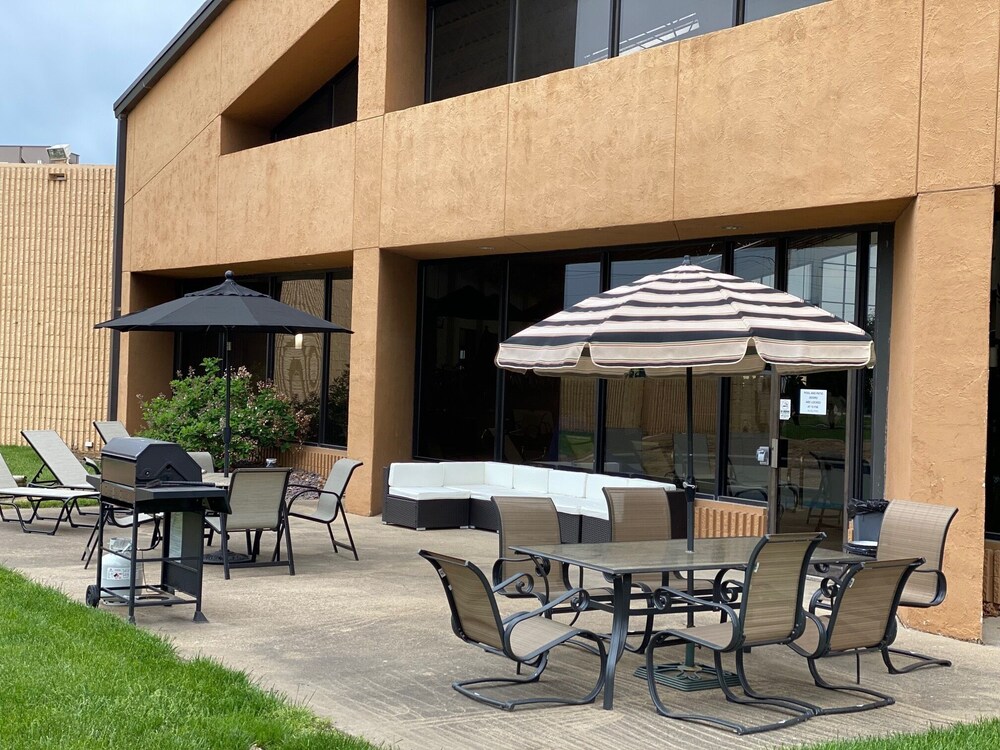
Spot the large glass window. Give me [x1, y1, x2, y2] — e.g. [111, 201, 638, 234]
[430, 0, 510, 102]
[514, 0, 611, 81]
[619, 1, 733, 56]
[744, 0, 825, 23]
[272, 59, 358, 143]
[326, 271, 353, 447]
[275, 278, 326, 443]
[417, 259, 503, 459]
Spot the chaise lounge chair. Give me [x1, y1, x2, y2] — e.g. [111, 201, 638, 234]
[0, 454, 98, 535]
[93, 420, 130, 444]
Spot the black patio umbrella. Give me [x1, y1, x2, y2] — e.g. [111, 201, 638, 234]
[96, 271, 352, 475]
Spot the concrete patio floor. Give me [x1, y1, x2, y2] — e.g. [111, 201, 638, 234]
[2, 509, 998, 750]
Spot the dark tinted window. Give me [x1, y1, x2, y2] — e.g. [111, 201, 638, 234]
[619, 0, 733, 56]
[273, 59, 359, 143]
[744, 0, 825, 23]
[514, 0, 611, 82]
[430, 0, 510, 101]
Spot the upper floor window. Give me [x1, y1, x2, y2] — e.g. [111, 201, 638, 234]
[273, 58, 358, 143]
[427, 0, 826, 102]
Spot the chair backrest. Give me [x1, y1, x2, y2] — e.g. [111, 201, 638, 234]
[877, 500, 957, 606]
[188, 452, 215, 474]
[420, 549, 506, 651]
[738, 532, 825, 647]
[0, 454, 19, 488]
[93, 420, 130, 444]
[825, 557, 922, 654]
[493, 496, 564, 590]
[225, 468, 291, 531]
[318, 458, 363, 513]
[810, 453, 846, 505]
[21, 430, 91, 487]
[673, 432, 713, 483]
[604, 487, 671, 543]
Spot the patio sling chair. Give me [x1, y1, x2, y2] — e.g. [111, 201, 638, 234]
[21, 430, 98, 491]
[491, 496, 581, 605]
[604, 487, 721, 652]
[93, 420, 129, 444]
[872, 499, 958, 674]
[644, 532, 825, 735]
[789, 557, 922, 715]
[419, 549, 607, 711]
[205, 468, 293, 580]
[0, 454, 98, 535]
[286, 458, 362, 561]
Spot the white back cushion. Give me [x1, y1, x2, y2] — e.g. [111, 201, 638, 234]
[442, 462, 486, 486]
[512, 465, 549, 493]
[628, 477, 664, 488]
[548, 470, 587, 497]
[586, 474, 630, 500]
[484, 462, 515, 488]
[389, 462, 444, 488]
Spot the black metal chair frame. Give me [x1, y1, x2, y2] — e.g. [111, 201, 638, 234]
[420, 549, 607, 711]
[285, 459, 362, 561]
[644, 532, 825, 735]
[0, 490, 97, 536]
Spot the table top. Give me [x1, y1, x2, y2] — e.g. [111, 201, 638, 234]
[511, 537, 864, 576]
[202, 472, 231, 488]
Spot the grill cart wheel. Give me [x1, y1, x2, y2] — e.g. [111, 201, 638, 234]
[85, 585, 100, 608]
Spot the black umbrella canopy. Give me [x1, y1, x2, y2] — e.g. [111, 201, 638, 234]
[96, 271, 353, 334]
[96, 271, 353, 476]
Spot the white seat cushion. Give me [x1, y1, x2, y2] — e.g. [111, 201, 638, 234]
[578, 495, 610, 519]
[547, 470, 587, 497]
[512, 465, 549, 493]
[388, 486, 470, 501]
[547, 494, 582, 515]
[454, 486, 542, 501]
[389, 463, 445, 488]
[442, 462, 486, 486]
[585, 474, 630, 501]
[484, 462, 515, 488]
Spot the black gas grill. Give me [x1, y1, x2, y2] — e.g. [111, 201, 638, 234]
[86, 438, 229, 623]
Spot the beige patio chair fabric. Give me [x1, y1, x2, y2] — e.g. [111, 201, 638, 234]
[420, 549, 607, 710]
[874, 499, 957, 673]
[791, 557, 921, 715]
[93, 421, 129, 444]
[645, 532, 825, 735]
[21, 430, 94, 490]
[205, 468, 293, 579]
[286, 458, 362, 561]
[0, 453, 98, 535]
[492, 496, 576, 600]
[188, 452, 215, 474]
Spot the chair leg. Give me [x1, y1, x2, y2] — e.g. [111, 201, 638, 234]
[807, 657, 894, 714]
[327, 523, 340, 554]
[881, 645, 952, 674]
[285, 515, 295, 576]
[340, 512, 359, 561]
[221, 516, 231, 580]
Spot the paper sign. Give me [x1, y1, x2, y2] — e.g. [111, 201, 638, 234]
[800, 389, 828, 416]
[779, 398, 791, 420]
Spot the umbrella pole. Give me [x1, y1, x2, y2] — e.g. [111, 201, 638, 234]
[223, 330, 231, 478]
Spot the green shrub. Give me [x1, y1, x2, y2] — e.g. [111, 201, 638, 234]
[139, 358, 311, 466]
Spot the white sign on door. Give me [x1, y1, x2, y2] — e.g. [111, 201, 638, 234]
[800, 389, 828, 416]
[779, 398, 792, 420]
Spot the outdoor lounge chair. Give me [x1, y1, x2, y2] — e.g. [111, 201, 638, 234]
[21, 430, 97, 490]
[790, 557, 922, 715]
[93, 420, 129, 444]
[286, 458, 362, 561]
[872, 499, 958, 674]
[205, 468, 293, 579]
[419, 549, 607, 711]
[0, 454, 98, 535]
[491, 495, 580, 603]
[188, 452, 215, 475]
[644, 532, 825, 735]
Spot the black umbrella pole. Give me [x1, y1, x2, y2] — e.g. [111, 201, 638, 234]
[685, 367, 695, 554]
[223, 331, 231, 477]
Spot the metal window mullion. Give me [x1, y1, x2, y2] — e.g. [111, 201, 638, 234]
[317, 273, 333, 445]
[507, 0, 517, 84]
[412, 263, 428, 458]
[734, 0, 746, 26]
[425, 3, 435, 102]
[495, 260, 510, 463]
[610, 0, 621, 58]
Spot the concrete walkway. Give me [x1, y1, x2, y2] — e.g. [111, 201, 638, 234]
[2, 510, 997, 750]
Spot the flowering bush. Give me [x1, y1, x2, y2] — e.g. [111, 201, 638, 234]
[140, 358, 311, 465]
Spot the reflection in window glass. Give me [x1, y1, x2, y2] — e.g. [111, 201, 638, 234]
[860, 233, 877, 500]
[733, 242, 776, 287]
[275, 278, 326, 443]
[417, 259, 503, 459]
[787, 234, 858, 322]
[745, 0, 825, 23]
[619, 0, 732, 57]
[326, 272, 352, 448]
[610, 250, 722, 287]
[515, 0, 611, 81]
[506, 257, 600, 469]
[431, 0, 510, 101]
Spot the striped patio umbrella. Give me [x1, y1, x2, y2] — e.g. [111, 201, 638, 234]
[495, 261, 875, 551]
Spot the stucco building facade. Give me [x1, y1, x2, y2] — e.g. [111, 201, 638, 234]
[113, 0, 999, 641]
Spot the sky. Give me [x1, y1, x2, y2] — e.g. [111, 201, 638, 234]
[1, 1, 206, 165]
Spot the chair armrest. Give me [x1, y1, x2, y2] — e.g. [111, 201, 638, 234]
[286, 485, 342, 508]
[491, 557, 550, 599]
[504, 587, 593, 628]
[83, 457, 101, 474]
[654, 585, 740, 624]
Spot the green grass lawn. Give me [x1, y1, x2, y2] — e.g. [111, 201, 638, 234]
[0, 444, 49, 481]
[0, 566, 377, 750]
[799, 719, 1000, 749]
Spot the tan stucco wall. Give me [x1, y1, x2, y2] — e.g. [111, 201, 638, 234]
[116, 0, 1000, 639]
[886, 188, 994, 641]
[0, 164, 113, 451]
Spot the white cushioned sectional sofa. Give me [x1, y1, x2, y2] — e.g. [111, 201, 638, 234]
[382, 461, 678, 542]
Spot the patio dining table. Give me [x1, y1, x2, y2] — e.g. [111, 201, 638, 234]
[511, 536, 865, 709]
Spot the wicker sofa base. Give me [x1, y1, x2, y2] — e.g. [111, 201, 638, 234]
[382, 494, 470, 530]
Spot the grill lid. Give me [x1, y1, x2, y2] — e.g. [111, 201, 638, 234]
[101, 437, 204, 485]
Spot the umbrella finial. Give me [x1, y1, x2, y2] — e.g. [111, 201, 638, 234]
[225, 270, 235, 281]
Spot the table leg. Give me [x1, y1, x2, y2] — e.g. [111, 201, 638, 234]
[602, 572, 632, 710]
